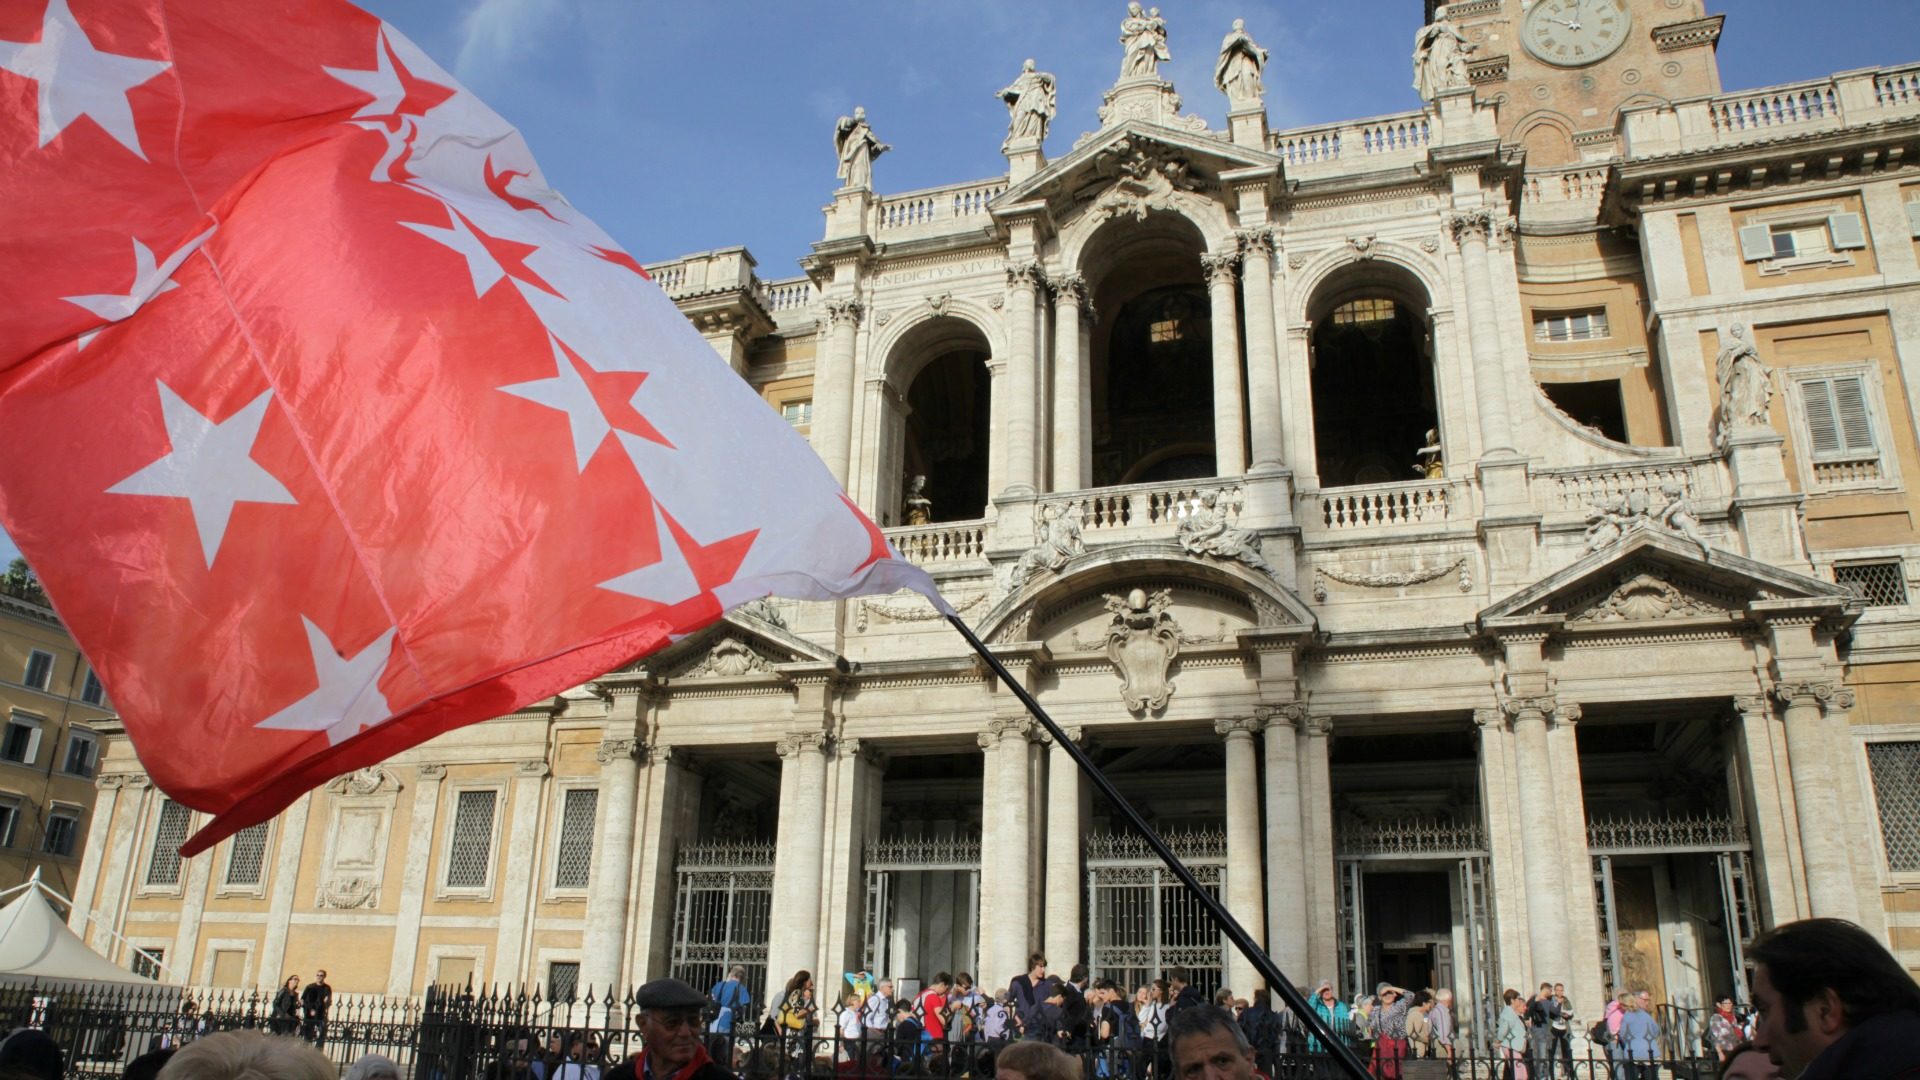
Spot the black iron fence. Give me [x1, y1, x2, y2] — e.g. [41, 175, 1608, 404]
[0, 979, 1733, 1080]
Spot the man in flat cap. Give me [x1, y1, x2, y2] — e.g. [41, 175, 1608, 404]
[630, 978, 736, 1080]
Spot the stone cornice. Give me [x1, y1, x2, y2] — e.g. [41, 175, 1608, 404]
[1651, 15, 1724, 53]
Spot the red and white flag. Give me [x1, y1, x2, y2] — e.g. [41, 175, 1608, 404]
[0, 0, 939, 853]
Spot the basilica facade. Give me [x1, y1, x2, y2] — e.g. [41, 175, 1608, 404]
[71, 0, 1920, 1049]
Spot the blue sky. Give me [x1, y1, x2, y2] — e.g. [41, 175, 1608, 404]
[9, 1, 1918, 569]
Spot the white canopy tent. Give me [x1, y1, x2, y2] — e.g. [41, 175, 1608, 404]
[0, 871, 152, 984]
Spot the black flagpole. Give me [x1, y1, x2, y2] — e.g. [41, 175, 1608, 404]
[947, 613, 1373, 1080]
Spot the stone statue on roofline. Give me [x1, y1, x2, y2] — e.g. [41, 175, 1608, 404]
[1214, 19, 1268, 106]
[998, 59, 1057, 146]
[834, 106, 890, 189]
[1714, 323, 1775, 448]
[1119, 2, 1170, 79]
[1175, 488, 1273, 573]
[1412, 4, 1475, 100]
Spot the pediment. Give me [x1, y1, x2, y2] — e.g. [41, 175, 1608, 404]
[1480, 531, 1855, 631]
[640, 604, 837, 682]
[996, 123, 1276, 219]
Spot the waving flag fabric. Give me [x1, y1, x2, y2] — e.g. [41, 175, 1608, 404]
[0, 0, 937, 854]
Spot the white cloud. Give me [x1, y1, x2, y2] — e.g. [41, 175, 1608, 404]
[452, 0, 569, 81]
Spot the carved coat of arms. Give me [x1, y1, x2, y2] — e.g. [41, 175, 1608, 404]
[1103, 587, 1181, 713]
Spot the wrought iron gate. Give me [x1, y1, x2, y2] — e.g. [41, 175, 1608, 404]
[862, 835, 981, 979]
[1588, 813, 1757, 1005]
[1086, 829, 1226, 996]
[671, 842, 775, 1004]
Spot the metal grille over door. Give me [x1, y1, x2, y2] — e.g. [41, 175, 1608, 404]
[1086, 829, 1226, 996]
[671, 842, 775, 1005]
[863, 836, 981, 981]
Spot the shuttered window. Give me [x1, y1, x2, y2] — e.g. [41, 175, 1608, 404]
[146, 801, 192, 886]
[225, 823, 271, 886]
[1740, 214, 1866, 260]
[553, 788, 598, 889]
[445, 789, 498, 889]
[1800, 375, 1876, 457]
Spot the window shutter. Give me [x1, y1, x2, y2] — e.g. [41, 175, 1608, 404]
[1906, 201, 1920, 238]
[1801, 379, 1841, 455]
[1833, 375, 1876, 452]
[1828, 213, 1868, 251]
[1738, 224, 1774, 262]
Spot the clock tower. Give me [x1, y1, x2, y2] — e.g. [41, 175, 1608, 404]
[1427, 0, 1725, 165]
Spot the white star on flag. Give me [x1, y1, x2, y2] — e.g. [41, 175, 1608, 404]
[322, 26, 436, 120]
[254, 617, 399, 746]
[598, 503, 702, 608]
[107, 382, 297, 568]
[499, 335, 622, 471]
[0, 0, 171, 159]
[64, 227, 216, 348]
[401, 206, 513, 299]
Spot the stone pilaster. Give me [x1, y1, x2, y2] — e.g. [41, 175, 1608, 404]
[1201, 252, 1247, 476]
[1772, 681, 1863, 921]
[256, 791, 312, 988]
[1301, 713, 1339, 982]
[387, 763, 446, 995]
[1003, 263, 1046, 496]
[171, 815, 214, 982]
[90, 775, 149, 956]
[1260, 705, 1308, 979]
[1042, 726, 1085, 972]
[824, 739, 883, 978]
[769, 730, 832, 985]
[1237, 228, 1285, 469]
[1217, 716, 1267, 993]
[1447, 211, 1515, 458]
[580, 735, 643, 992]
[69, 774, 122, 935]
[813, 297, 863, 487]
[494, 759, 551, 982]
[1504, 695, 1572, 983]
[979, 717, 1036, 986]
[1731, 695, 1808, 926]
[1473, 707, 1531, 990]
[1050, 275, 1091, 491]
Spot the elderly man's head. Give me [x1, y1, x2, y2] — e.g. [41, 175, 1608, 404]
[1167, 1005, 1255, 1080]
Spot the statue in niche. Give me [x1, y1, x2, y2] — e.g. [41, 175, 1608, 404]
[1414, 428, 1445, 479]
[834, 106, 890, 189]
[1104, 587, 1181, 713]
[1714, 324, 1775, 447]
[1412, 4, 1475, 100]
[904, 474, 933, 526]
[1001, 502, 1086, 592]
[998, 59, 1057, 145]
[1175, 489, 1273, 573]
[1213, 19, 1268, 106]
[1119, 2, 1170, 79]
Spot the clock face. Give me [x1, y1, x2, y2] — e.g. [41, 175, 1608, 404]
[1522, 0, 1632, 68]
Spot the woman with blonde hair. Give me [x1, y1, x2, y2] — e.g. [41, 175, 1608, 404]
[156, 1031, 333, 1080]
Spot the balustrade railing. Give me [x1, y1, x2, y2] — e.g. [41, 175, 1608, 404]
[1625, 64, 1920, 157]
[650, 262, 688, 293]
[875, 178, 1007, 233]
[1879, 65, 1920, 108]
[1271, 109, 1430, 172]
[1812, 455, 1883, 486]
[1312, 478, 1456, 530]
[1539, 457, 1722, 513]
[883, 519, 988, 565]
[1712, 82, 1839, 135]
[760, 277, 814, 313]
[1587, 812, 1748, 853]
[1047, 478, 1238, 534]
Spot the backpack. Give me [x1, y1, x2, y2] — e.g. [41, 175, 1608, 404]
[1588, 1019, 1609, 1046]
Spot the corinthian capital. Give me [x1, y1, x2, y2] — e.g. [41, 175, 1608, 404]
[1199, 252, 1239, 287]
[1214, 716, 1264, 737]
[1445, 210, 1493, 246]
[824, 296, 864, 327]
[1234, 227, 1276, 258]
[775, 730, 831, 758]
[1050, 272, 1088, 307]
[1006, 262, 1047, 290]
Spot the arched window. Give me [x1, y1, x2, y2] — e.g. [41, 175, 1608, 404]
[1308, 266, 1438, 488]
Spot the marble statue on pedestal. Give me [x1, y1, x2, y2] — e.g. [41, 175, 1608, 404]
[998, 59, 1057, 145]
[1103, 587, 1180, 713]
[1175, 489, 1273, 573]
[1414, 428, 1444, 479]
[1412, 5, 1474, 100]
[1714, 324, 1775, 447]
[904, 475, 933, 526]
[1119, 2, 1170, 78]
[835, 106, 890, 189]
[1214, 19, 1267, 105]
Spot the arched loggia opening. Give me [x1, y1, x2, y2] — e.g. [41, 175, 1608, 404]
[1307, 263, 1439, 488]
[882, 316, 992, 525]
[1083, 214, 1218, 487]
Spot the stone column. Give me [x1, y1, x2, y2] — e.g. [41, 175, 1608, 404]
[769, 732, 831, 985]
[1237, 229, 1285, 470]
[1506, 697, 1571, 983]
[89, 776, 149, 955]
[1261, 706, 1308, 978]
[979, 718, 1034, 986]
[171, 821, 214, 981]
[1218, 717, 1267, 993]
[1474, 707, 1532, 993]
[1003, 263, 1045, 497]
[1300, 715, 1340, 981]
[1732, 696, 1807, 925]
[388, 764, 447, 995]
[256, 791, 312, 988]
[494, 760, 550, 983]
[69, 775, 122, 933]
[580, 736, 642, 993]
[1202, 252, 1247, 476]
[1051, 275, 1091, 492]
[1447, 211, 1516, 456]
[1774, 682, 1861, 921]
[813, 297, 864, 488]
[1043, 727, 1084, 971]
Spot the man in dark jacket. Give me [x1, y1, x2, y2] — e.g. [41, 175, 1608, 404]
[1751, 918, 1920, 1080]
[1008, 953, 1048, 1034]
[300, 970, 332, 1047]
[1166, 968, 1204, 1013]
[1059, 964, 1093, 1050]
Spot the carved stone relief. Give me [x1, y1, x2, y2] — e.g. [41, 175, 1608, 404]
[1102, 588, 1182, 714]
[1568, 573, 1722, 624]
[685, 637, 772, 678]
